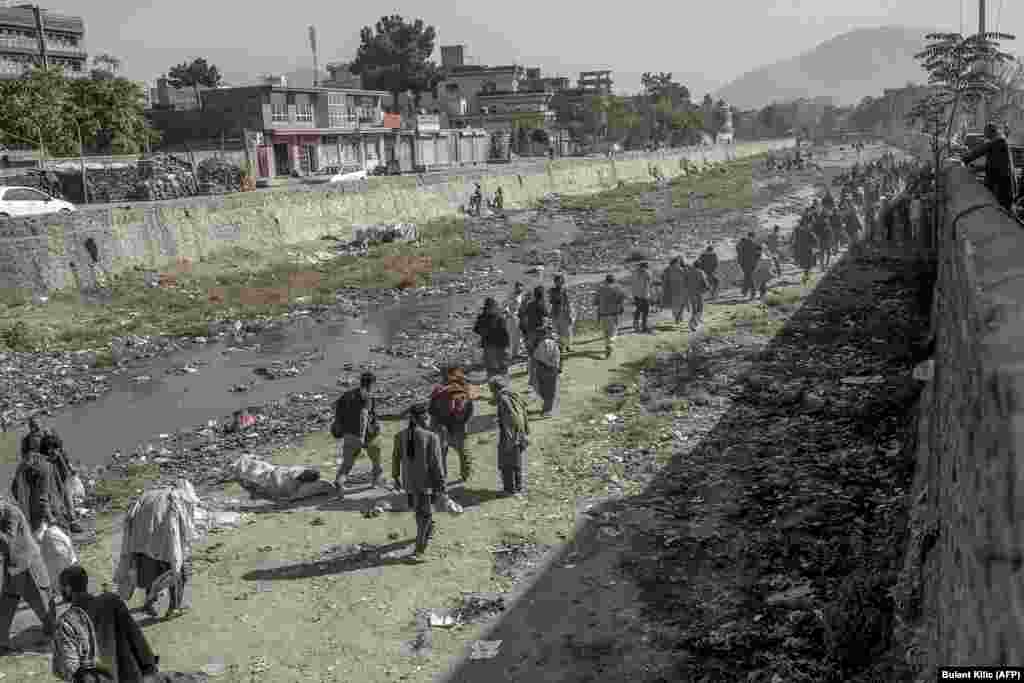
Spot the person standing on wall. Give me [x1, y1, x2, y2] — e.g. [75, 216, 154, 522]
[960, 123, 1017, 213]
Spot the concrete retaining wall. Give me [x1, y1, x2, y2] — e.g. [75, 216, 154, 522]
[0, 139, 793, 293]
[900, 163, 1024, 676]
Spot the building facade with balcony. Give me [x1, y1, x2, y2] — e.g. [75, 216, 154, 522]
[148, 82, 489, 177]
[0, 4, 87, 80]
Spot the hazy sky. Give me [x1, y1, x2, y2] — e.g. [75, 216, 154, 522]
[56, 0, 1024, 95]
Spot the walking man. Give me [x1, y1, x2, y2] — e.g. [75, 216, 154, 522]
[695, 243, 720, 299]
[736, 231, 762, 300]
[519, 285, 549, 395]
[765, 225, 782, 275]
[491, 376, 530, 496]
[0, 497, 56, 654]
[473, 297, 510, 380]
[428, 366, 478, 483]
[531, 319, 562, 418]
[594, 274, 626, 359]
[632, 262, 653, 333]
[391, 404, 446, 561]
[909, 192, 923, 244]
[332, 371, 383, 494]
[661, 257, 687, 324]
[793, 222, 818, 285]
[682, 259, 710, 331]
[504, 282, 526, 359]
[548, 274, 576, 352]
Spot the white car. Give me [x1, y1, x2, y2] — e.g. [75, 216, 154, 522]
[0, 186, 76, 218]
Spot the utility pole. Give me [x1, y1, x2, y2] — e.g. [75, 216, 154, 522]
[309, 26, 319, 87]
[978, 0, 988, 129]
[31, 5, 47, 69]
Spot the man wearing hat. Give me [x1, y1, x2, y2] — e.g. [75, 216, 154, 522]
[392, 404, 446, 559]
[331, 371, 383, 493]
[491, 376, 530, 496]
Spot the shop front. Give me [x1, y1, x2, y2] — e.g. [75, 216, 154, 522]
[270, 132, 324, 176]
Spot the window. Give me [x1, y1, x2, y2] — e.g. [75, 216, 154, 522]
[296, 103, 314, 122]
[271, 102, 288, 123]
[329, 109, 355, 127]
[328, 93, 346, 107]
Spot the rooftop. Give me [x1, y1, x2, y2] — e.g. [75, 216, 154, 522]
[0, 5, 84, 33]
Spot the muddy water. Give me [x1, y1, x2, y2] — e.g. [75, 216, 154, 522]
[0, 213, 580, 486]
[1, 148, 881, 485]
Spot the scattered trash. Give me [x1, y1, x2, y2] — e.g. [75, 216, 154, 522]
[840, 375, 885, 385]
[469, 640, 503, 660]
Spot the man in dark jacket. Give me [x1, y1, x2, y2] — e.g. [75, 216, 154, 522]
[57, 565, 159, 681]
[392, 404, 446, 560]
[332, 371, 383, 494]
[473, 298, 510, 379]
[962, 123, 1017, 211]
[38, 425, 83, 534]
[518, 286, 549, 394]
[736, 232, 762, 300]
[695, 244, 719, 299]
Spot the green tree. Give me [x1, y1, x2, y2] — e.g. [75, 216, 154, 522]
[592, 95, 639, 142]
[914, 31, 1015, 156]
[166, 57, 222, 111]
[69, 76, 156, 153]
[531, 128, 550, 146]
[348, 14, 440, 113]
[0, 67, 156, 157]
[0, 67, 75, 157]
[991, 57, 1024, 127]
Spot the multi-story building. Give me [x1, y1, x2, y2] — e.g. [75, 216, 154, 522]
[0, 4, 87, 80]
[149, 80, 490, 176]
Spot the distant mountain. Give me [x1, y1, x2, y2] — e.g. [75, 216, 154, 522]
[714, 26, 936, 109]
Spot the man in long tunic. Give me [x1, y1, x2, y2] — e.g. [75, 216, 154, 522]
[0, 496, 55, 653]
[594, 274, 626, 359]
[792, 223, 818, 285]
[661, 257, 687, 324]
[115, 480, 198, 619]
[548, 275, 576, 352]
[392, 404, 446, 560]
[491, 375, 530, 496]
[12, 442, 72, 535]
[504, 282, 526, 359]
[681, 259, 710, 331]
[531, 319, 562, 418]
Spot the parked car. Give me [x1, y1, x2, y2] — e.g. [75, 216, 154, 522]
[0, 185, 75, 218]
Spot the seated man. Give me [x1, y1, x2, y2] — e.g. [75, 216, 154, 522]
[115, 480, 199, 619]
[54, 565, 158, 682]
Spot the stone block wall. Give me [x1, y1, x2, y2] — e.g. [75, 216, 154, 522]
[0, 139, 793, 293]
[901, 164, 1024, 677]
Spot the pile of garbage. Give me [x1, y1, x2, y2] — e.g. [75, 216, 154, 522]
[197, 158, 246, 195]
[133, 154, 199, 201]
[351, 223, 419, 247]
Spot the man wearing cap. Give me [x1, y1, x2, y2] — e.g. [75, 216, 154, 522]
[332, 371, 383, 493]
[392, 405, 446, 560]
[594, 274, 626, 359]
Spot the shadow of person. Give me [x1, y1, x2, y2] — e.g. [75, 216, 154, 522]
[449, 487, 512, 509]
[241, 539, 416, 581]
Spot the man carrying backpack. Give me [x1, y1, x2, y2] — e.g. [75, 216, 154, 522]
[491, 375, 530, 496]
[428, 366, 478, 483]
[332, 371, 383, 494]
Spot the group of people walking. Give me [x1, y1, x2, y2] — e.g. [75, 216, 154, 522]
[2, 414, 201, 680]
